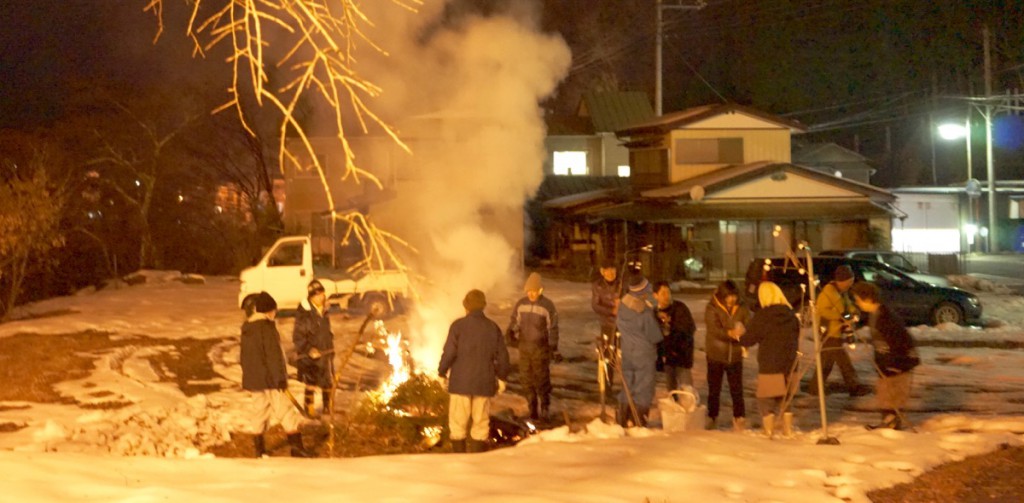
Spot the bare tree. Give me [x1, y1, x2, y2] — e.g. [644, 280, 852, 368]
[85, 88, 203, 269]
[146, 0, 418, 275]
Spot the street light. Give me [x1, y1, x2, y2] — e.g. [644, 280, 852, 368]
[938, 119, 984, 252]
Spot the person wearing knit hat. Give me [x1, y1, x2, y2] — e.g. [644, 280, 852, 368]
[615, 270, 662, 427]
[810, 263, 867, 397]
[439, 289, 510, 453]
[506, 272, 560, 421]
[239, 292, 314, 458]
[292, 279, 335, 417]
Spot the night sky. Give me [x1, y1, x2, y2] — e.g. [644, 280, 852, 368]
[3, 0, 1023, 186]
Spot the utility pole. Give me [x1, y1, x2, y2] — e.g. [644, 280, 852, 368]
[655, 1, 707, 116]
[984, 24, 997, 252]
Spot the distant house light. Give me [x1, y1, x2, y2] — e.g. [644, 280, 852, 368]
[553, 151, 588, 176]
[617, 165, 630, 177]
[891, 228, 959, 253]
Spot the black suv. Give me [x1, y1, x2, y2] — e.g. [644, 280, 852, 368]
[744, 256, 982, 326]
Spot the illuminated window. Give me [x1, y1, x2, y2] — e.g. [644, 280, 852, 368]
[553, 151, 588, 176]
[617, 165, 630, 177]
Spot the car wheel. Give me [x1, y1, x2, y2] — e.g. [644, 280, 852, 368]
[931, 302, 963, 325]
[362, 293, 392, 318]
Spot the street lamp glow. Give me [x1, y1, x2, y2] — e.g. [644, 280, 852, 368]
[938, 123, 968, 140]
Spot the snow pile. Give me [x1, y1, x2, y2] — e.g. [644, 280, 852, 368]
[948, 274, 1014, 294]
[32, 394, 236, 458]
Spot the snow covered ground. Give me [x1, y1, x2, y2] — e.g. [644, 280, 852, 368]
[2, 270, 1024, 502]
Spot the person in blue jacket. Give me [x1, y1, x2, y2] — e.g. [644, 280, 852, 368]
[615, 271, 663, 427]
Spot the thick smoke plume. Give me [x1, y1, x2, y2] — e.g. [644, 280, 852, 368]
[357, 2, 571, 369]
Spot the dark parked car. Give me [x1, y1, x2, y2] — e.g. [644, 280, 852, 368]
[745, 256, 982, 326]
[818, 249, 952, 287]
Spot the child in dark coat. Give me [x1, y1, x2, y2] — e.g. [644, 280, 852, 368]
[292, 279, 335, 417]
[240, 292, 313, 457]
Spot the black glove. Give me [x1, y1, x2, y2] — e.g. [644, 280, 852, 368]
[505, 328, 519, 348]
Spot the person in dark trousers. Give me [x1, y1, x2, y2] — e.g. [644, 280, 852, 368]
[850, 282, 920, 430]
[740, 281, 801, 437]
[506, 272, 560, 421]
[704, 279, 750, 432]
[615, 271, 663, 427]
[813, 265, 867, 396]
[292, 279, 335, 417]
[240, 291, 314, 458]
[439, 289, 511, 453]
[652, 280, 697, 395]
[592, 258, 621, 392]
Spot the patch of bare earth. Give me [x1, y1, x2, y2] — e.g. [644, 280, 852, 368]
[0, 331, 223, 405]
[868, 443, 1024, 502]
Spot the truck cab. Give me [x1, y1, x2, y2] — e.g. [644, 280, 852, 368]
[238, 236, 408, 316]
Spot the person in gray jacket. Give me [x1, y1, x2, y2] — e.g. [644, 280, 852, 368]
[506, 272, 559, 420]
[439, 289, 511, 453]
[615, 271, 663, 427]
[240, 291, 313, 457]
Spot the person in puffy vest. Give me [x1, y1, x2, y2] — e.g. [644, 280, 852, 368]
[439, 289, 511, 453]
[506, 272, 559, 421]
[292, 279, 335, 417]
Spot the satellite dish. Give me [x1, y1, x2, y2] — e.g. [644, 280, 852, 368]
[689, 185, 705, 201]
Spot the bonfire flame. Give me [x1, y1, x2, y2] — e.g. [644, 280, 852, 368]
[368, 320, 413, 406]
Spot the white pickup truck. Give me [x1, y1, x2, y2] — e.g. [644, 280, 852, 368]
[238, 236, 410, 316]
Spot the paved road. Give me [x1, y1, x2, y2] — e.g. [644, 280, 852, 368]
[964, 253, 1024, 293]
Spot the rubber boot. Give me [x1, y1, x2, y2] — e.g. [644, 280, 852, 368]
[304, 388, 317, 418]
[781, 412, 794, 437]
[637, 407, 650, 428]
[539, 397, 550, 422]
[616, 403, 630, 428]
[761, 415, 775, 437]
[866, 410, 899, 430]
[253, 434, 266, 458]
[321, 390, 333, 417]
[466, 439, 488, 453]
[287, 432, 315, 458]
[450, 439, 466, 453]
[732, 416, 746, 432]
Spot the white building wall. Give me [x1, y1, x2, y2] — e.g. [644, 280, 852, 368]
[890, 192, 962, 253]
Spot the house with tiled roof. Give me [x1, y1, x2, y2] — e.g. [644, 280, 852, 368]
[543, 103, 900, 279]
